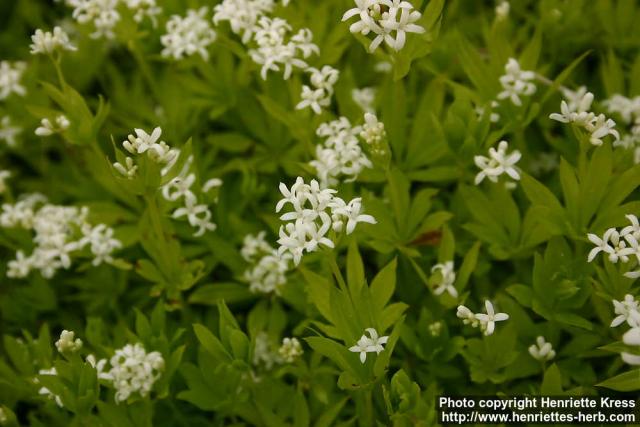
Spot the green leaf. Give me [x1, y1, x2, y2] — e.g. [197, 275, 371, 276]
[370, 258, 397, 314]
[597, 369, 640, 392]
[192, 324, 231, 362]
[456, 242, 481, 292]
[188, 283, 254, 305]
[347, 241, 365, 299]
[541, 364, 563, 394]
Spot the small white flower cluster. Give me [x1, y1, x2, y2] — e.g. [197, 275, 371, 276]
[456, 300, 509, 336]
[0, 170, 10, 195]
[213, 0, 276, 44]
[241, 232, 291, 294]
[248, 17, 318, 80]
[118, 127, 178, 168]
[55, 330, 83, 353]
[352, 87, 376, 113]
[161, 7, 217, 61]
[276, 177, 376, 265]
[528, 336, 555, 361]
[309, 117, 372, 187]
[495, 1, 510, 20]
[610, 294, 640, 328]
[278, 337, 303, 363]
[607, 294, 640, 365]
[497, 58, 536, 106]
[296, 65, 339, 114]
[348, 327, 388, 363]
[0, 61, 26, 100]
[35, 115, 70, 137]
[123, 0, 161, 24]
[101, 343, 164, 403]
[0, 116, 21, 147]
[428, 321, 442, 337]
[474, 140, 521, 186]
[253, 331, 280, 369]
[475, 100, 500, 123]
[359, 112, 386, 146]
[67, 0, 121, 39]
[30, 27, 76, 55]
[36, 367, 63, 407]
[431, 261, 457, 298]
[587, 214, 640, 278]
[1, 194, 122, 278]
[162, 157, 221, 237]
[342, 0, 426, 52]
[66, 0, 160, 39]
[620, 327, 640, 365]
[603, 94, 640, 124]
[549, 87, 620, 146]
[604, 94, 640, 160]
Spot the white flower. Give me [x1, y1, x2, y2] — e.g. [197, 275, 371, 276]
[296, 66, 339, 114]
[213, 0, 275, 44]
[124, 0, 161, 24]
[172, 197, 216, 237]
[30, 27, 76, 55]
[587, 228, 635, 264]
[121, 127, 177, 164]
[241, 231, 273, 261]
[67, 0, 121, 39]
[82, 223, 122, 265]
[253, 331, 279, 369]
[202, 178, 223, 193]
[603, 94, 640, 124]
[35, 115, 70, 137]
[86, 354, 111, 380]
[378, 0, 425, 51]
[495, 1, 510, 20]
[278, 337, 303, 363]
[1, 196, 120, 278]
[428, 321, 442, 337]
[528, 336, 556, 361]
[244, 250, 291, 294]
[348, 327, 389, 363]
[310, 117, 371, 186]
[113, 157, 138, 178]
[475, 101, 500, 123]
[161, 7, 217, 61]
[360, 112, 386, 145]
[342, 0, 424, 52]
[106, 343, 164, 404]
[431, 261, 457, 298]
[162, 174, 196, 202]
[497, 58, 536, 106]
[55, 330, 83, 353]
[0, 61, 26, 100]
[457, 305, 479, 327]
[352, 87, 376, 113]
[474, 300, 509, 336]
[587, 114, 619, 146]
[621, 327, 640, 366]
[474, 140, 521, 185]
[0, 116, 22, 147]
[275, 178, 375, 265]
[611, 294, 640, 328]
[36, 367, 63, 407]
[248, 17, 317, 80]
[296, 86, 328, 114]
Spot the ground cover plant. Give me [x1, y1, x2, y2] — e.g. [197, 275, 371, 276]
[1, 0, 640, 425]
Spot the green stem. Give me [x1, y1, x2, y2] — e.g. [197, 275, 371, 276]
[328, 255, 348, 293]
[144, 193, 171, 269]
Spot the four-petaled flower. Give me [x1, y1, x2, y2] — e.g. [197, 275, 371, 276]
[349, 327, 389, 363]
